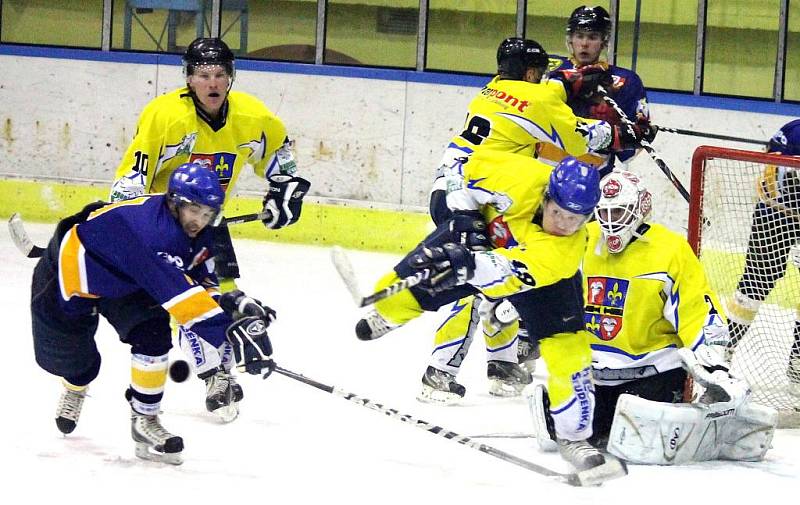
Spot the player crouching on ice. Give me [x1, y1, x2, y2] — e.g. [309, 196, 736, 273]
[528, 170, 778, 465]
[355, 150, 626, 479]
[31, 163, 276, 464]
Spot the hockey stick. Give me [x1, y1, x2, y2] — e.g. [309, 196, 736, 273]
[7, 211, 271, 259]
[8, 213, 45, 258]
[597, 86, 691, 203]
[330, 246, 445, 307]
[654, 125, 768, 147]
[271, 364, 625, 486]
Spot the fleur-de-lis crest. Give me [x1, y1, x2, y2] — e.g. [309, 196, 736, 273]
[607, 282, 624, 305]
[586, 315, 600, 334]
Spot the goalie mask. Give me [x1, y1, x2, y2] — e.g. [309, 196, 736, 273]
[595, 171, 652, 253]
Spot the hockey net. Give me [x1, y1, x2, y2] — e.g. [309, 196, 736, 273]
[689, 146, 800, 427]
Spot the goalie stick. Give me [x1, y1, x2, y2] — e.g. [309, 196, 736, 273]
[598, 86, 691, 203]
[331, 245, 446, 307]
[271, 364, 626, 486]
[8, 210, 271, 259]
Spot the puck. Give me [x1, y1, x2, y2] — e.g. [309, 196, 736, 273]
[169, 360, 191, 383]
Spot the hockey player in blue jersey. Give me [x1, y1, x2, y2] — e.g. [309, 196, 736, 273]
[31, 163, 276, 464]
[542, 5, 655, 178]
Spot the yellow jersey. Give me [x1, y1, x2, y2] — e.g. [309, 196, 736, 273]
[443, 76, 605, 166]
[446, 150, 589, 299]
[111, 87, 291, 206]
[583, 221, 727, 385]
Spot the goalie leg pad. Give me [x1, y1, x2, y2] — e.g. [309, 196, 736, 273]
[606, 394, 774, 465]
[719, 400, 778, 462]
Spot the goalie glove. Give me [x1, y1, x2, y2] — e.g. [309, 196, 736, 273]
[407, 243, 475, 295]
[218, 290, 277, 324]
[677, 345, 749, 407]
[226, 316, 276, 377]
[262, 175, 311, 229]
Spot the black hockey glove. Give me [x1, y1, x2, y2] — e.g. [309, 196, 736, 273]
[218, 290, 277, 325]
[407, 243, 475, 295]
[449, 210, 491, 251]
[262, 175, 311, 230]
[226, 316, 276, 377]
[635, 115, 657, 143]
[556, 64, 613, 100]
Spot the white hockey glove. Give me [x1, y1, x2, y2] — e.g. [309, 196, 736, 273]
[677, 345, 749, 407]
[477, 296, 519, 337]
[262, 175, 311, 229]
[109, 175, 145, 202]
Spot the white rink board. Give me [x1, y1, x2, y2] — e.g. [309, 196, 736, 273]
[1, 53, 797, 233]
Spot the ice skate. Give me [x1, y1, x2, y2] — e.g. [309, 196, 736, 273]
[517, 339, 540, 374]
[557, 438, 606, 470]
[416, 366, 466, 405]
[355, 310, 398, 341]
[558, 438, 628, 484]
[55, 382, 87, 435]
[203, 369, 238, 422]
[487, 360, 532, 397]
[131, 409, 183, 465]
[229, 373, 244, 403]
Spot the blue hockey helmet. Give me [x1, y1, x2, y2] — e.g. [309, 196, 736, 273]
[547, 156, 601, 215]
[767, 119, 800, 156]
[167, 163, 225, 213]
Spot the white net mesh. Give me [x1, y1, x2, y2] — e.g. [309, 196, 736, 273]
[690, 146, 800, 427]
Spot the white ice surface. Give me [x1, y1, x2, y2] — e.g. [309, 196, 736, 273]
[2, 223, 798, 503]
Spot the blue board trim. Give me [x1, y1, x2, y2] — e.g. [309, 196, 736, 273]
[3, 43, 800, 115]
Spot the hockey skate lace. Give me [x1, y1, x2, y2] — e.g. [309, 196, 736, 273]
[57, 389, 86, 421]
[135, 414, 175, 444]
[206, 372, 231, 399]
[560, 440, 600, 461]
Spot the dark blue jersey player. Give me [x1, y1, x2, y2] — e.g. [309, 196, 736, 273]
[31, 163, 276, 464]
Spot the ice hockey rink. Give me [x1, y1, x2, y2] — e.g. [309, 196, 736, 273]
[3, 222, 798, 504]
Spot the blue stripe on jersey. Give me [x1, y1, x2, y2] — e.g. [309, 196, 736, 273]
[591, 343, 679, 360]
[496, 113, 565, 149]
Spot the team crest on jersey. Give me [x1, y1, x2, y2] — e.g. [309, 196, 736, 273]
[584, 276, 629, 341]
[488, 216, 518, 248]
[176, 133, 198, 156]
[189, 152, 236, 190]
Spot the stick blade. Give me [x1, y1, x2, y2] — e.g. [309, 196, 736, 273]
[330, 246, 364, 306]
[8, 213, 42, 258]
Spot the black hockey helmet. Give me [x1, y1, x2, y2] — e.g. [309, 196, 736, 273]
[566, 6, 612, 40]
[183, 37, 235, 77]
[497, 38, 549, 80]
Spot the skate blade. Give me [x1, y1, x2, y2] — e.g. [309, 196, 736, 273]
[212, 403, 239, 423]
[574, 455, 627, 487]
[416, 386, 462, 405]
[135, 444, 183, 465]
[488, 379, 524, 397]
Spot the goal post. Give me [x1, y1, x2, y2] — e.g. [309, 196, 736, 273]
[689, 145, 800, 427]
